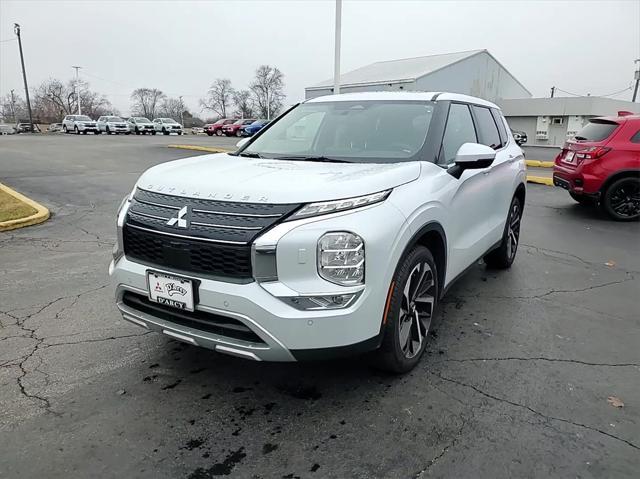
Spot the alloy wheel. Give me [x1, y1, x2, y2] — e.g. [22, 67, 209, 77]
[609, 181, 640, 219]
[398, 262, 436, 359]
[506, 201, 521, 261]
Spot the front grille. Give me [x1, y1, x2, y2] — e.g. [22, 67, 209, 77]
[123, 188, 300, 280]
[122, 292, 265, 344]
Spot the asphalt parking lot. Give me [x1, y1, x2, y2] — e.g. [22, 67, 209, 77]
[1, 134, 639, 478]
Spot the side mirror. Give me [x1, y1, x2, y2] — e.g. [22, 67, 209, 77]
[236, 138, 249, 148]
[448, 143, 496, 179]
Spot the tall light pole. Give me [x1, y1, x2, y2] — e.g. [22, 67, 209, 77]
[72, 66, 82, 114]
[13, 24, 34, 131]
[333, 0, 342, 95]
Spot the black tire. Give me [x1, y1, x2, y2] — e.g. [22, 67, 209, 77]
[484, 196, 522, 269]
[163, 128, 168, 135]
[601, 177, 640, 221]
[74, 126, 79, 135]
[94, 131, 100, 135]
[106, 127, 111, 135]
[215, 129, 223, 137]
[206, 131, 213, 136]
[569, 192, 594, 205]
[178, 131, 182, 135]
[236, 129, 243, 137]
[152, 131, 156, 135]
[373, 246, 438, 374]
[135, 128, 140, 135]
[82, 131, 87, 135]
[63, 125, 68, 134]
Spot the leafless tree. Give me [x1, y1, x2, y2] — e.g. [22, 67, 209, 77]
[249, 65, 285, 119]
[158, 97, 186, 123]
[232, 89, 254, 118]
[200, 78, 234, 119]
[130, 88, 165, 119]
[32, 78, 115, 122]
[1, 92, 26, 122]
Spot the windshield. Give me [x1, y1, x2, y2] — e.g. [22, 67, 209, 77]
[243, 100, 434, 162]
[162, 118, 175, 123]
[107, 116, 122, 122]
[135, 117, 150, 123]
[77, 115, 92, 121]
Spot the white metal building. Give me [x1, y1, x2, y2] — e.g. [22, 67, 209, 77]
[305, 49, 532, 102]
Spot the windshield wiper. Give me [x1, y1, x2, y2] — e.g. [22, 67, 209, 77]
[238, 152, 263, 158]
[275, 155, 350, 163]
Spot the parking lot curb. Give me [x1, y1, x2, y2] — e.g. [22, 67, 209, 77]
[526, 175, 554, 186]
[167, 144, 232, 153]
[526, 160, 555, 168]
[0, 182, 50, 232]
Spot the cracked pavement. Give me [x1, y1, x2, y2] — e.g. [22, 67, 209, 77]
[1, 134, 639, 478]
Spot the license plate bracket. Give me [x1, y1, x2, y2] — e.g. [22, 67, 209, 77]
[147, 271, 196, 312]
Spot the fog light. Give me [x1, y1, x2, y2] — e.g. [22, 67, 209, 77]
[317, 232, 364, 286]
[286, 293, 359, 310]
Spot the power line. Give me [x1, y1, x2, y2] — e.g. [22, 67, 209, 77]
[554, 85, 633, 98]
[0, 37, 17, 43]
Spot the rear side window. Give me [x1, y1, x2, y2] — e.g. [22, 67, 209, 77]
[575, 120, 619, 142]
[472, 106, 502, 149]
[491, 108, 508, 145]
[630, 130, 640, 144]
[440, 103, 477, 165]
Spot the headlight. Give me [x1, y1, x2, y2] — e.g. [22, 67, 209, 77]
[318, 232, 364, 286]
[290, 190, 391, 220]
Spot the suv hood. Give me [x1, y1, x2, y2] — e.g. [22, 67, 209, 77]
[136, 153, 421, 204]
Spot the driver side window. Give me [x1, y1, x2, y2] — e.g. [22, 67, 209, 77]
[439, 103, 477, 166]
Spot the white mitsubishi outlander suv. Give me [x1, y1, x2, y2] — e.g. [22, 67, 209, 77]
[110, 92, 526, 373]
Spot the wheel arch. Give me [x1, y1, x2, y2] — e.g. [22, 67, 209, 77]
[400, 221, 447, 300]
[599, 169, 640, 196]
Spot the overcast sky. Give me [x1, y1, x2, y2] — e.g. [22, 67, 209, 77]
[1, 0, 639, 117]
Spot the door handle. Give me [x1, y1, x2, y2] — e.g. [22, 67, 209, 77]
[482, 168, 492, 175]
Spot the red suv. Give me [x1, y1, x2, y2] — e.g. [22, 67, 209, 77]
[553, 112, 640, 220]
[222, 119, 256, 137]
[205, 119, 235, 136]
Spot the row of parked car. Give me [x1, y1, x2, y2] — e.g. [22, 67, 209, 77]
[204, 118, 270, 137]
[57, 115, 184, 135]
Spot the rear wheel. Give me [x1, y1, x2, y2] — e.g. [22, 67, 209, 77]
[484, 196, 522, 269]
[216, 129, 223, 136]
[63, 125, 68, 134]
[106, 127, 111, 135]
[74, 126, 79, 135]
[236, 129, 243, 137]
[602, 177, 640, 221]
[163, 128, 168, 135]
[373, 246, 438, 374]
[135, 127, 140, 135]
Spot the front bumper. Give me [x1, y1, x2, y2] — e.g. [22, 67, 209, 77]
[109, 199, 407, 361]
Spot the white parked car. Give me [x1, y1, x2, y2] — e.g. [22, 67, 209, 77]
[96, 116, 130, 135]
[153, 118, 183, 135]
[111, 92, 525, 373]
[127, 117, 156, 135]
[0, 124, 16, 135]
[62, 115, 99, 134]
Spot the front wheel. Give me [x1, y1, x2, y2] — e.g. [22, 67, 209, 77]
[152, 131, 156, 135]
[74, 126, 79, 135]
[236, 129, 243, 137]
[602, 177, 640, 221]
[373, 246, 438, 373]
[215, 129, 223, 137]
[162, 128, 168, 135]
[484, 196, 522, 269]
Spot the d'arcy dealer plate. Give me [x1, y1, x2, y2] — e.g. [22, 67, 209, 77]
[147, 271, 195, 312]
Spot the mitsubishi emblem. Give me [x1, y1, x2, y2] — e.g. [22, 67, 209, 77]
[166, 206, 191, 228]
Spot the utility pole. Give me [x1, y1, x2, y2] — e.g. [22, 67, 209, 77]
[72, 66, 82, 114]
[333, 0, 342, 95]
[13, 24, 34, 131]
[550, 86, 556, 98]
[10, 89, 16, 123]
[632, 59, 640, 102]
[179, 95, 184, 126]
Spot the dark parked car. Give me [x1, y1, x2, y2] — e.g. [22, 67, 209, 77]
[511, 130, 527, 146]
[222, 118, 256, 137]
[205, 119, 235, 136]
[242, 119, 270, 136]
